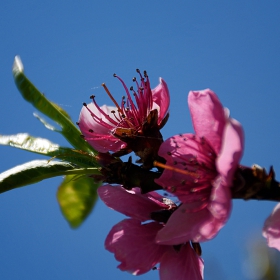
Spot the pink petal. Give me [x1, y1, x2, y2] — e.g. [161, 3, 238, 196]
[188, 89, 226, 155]
[152, 78, 170, 125]
[160, 243, 204, 280]
[263, 203, 280, 251]
[216, 117, 244, 186]
[78, 104, 126, 152]
[98, 185, 169, 221]
[156, 177, 231, 244]
[105, 219, 168, 275]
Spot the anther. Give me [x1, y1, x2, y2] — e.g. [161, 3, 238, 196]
[90, 95, 95, 99]
[132, 77, 136, 82]
[89, 129, 93, 133]
[83, 102, 87, 106]
[130, 86, 133, 91]
[76, 122, 80, 125]
[144, 70, 148, 77]
[136, 68, 140, 73]
[113, 73, 117, 77]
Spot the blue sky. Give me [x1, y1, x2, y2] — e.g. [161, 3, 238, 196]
[1, 1, 280, 279]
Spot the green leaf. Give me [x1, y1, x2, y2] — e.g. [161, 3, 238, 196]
[57, 174, 101, 228]
[0, 160, 100, 193]
[12, 56, 96, 153]
[0, 133, 99, 167]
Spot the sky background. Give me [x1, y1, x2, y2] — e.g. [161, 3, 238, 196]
[1, 1, 280, 279]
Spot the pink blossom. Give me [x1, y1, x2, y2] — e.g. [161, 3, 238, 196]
[155, 89, 244, 244]
[98, 185, 204, 279]
[78, 71, 170, 153]
[263, 203, 280, 250]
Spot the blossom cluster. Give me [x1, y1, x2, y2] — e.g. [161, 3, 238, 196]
[78, 70, 279, 279]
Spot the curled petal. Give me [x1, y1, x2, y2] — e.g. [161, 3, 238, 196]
[105, 219, 167, 275]
[160, 243, 204, 280]
[152, 78, 170, 125]
[216, 118, 244, 186]
[98, 185, 169, 222]
[263, 203, 280, 251]
[188, 89, 226, 155]
[156, 177, 231, 244]
[78, 104, 126, 152]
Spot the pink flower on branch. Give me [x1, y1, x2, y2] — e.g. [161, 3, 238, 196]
[98, 185, 204, 279]
[78, 71, 170, 165]
[155, 89, 244, 244]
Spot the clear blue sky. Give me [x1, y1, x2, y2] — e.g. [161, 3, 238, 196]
[1, 1, 280, 279]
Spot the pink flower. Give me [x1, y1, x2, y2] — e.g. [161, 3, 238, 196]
[78, 71, 170, 153]
[155, 89, 244, 244]
[263, 203, 280, 250]
[98, 185, 204, 279]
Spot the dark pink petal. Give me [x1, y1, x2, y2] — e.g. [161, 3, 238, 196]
[216, 118, 244, 186]
[263, 203, 280, 251]
[151, 78, 170, 125]
[156, 177, 231, 244]
[105, 219, 168, 275]
[78, 104, 126, 152]
[160, 243, 204, 280]
[98, 185, 169, 222]
[188, 89, 226, 155]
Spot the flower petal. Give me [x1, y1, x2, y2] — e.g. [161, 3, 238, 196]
[216, 117, 244, 186]
[188, 89, 226, 155]
[263, 203, 280, 251]
[78, 104, 126, 152]
[98, 185, 169, 221]
[156, 177, 231, 244]
[152, 78, 170, 125]
[105, 219, 167, 275]
[160, 243, 204, 280]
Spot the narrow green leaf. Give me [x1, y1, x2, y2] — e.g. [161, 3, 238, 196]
[0, 133, 99, 167]
[12, 56, 96, 153]
[0, 160, 100, 193]
[57, 174, 101, 228]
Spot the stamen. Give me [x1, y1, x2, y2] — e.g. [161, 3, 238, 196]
[114, 74, 139, 123]
[153, 161, 199, 178]
[102, 83, 123, 114]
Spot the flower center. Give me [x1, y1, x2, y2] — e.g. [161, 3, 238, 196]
[83, 70, 153, 137]
[155, 135, 218, 203]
